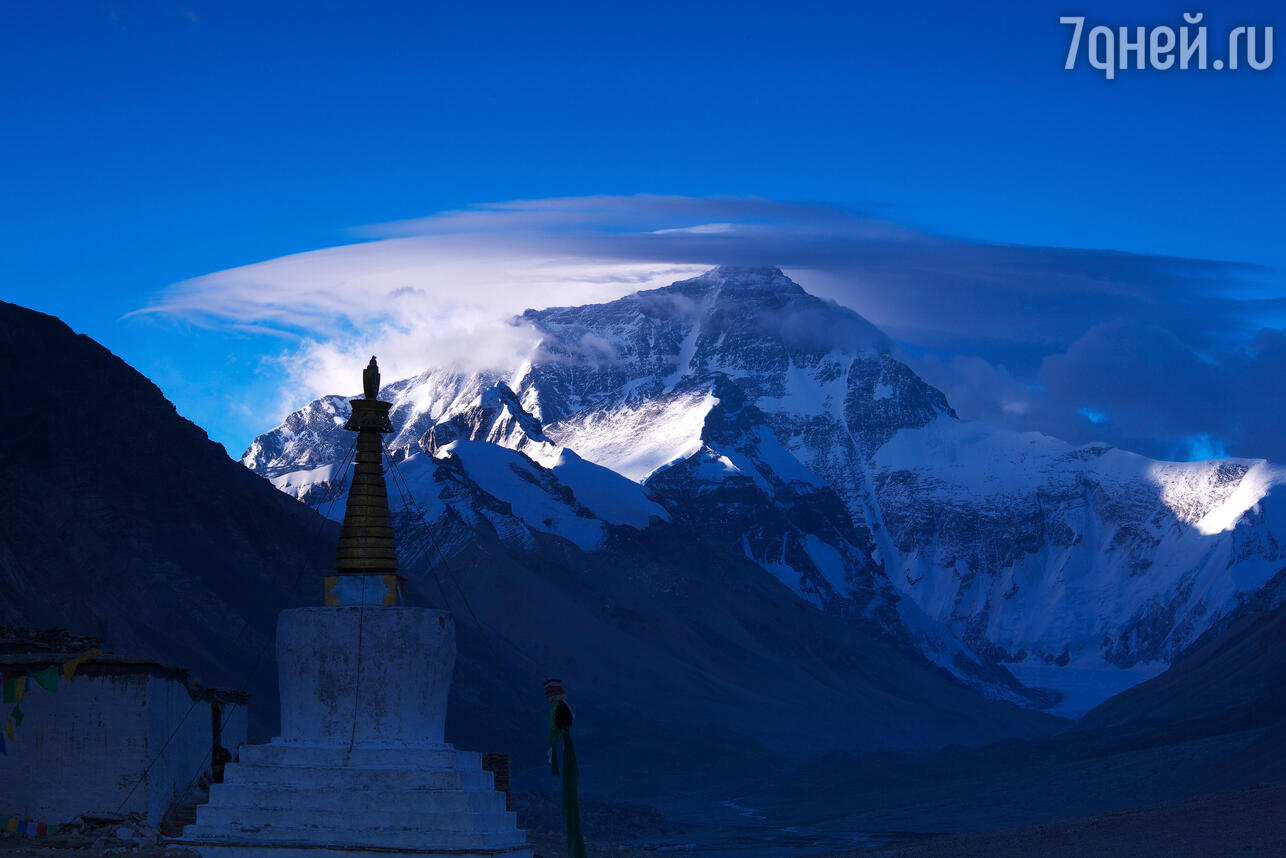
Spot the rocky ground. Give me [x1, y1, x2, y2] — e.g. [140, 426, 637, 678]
[821, 783, 1286, 858]
[0, 812, 189, 858]
[5, 777, 1283, 858]
[0, 832, 645, 858]
[5, 784, 1285, 857]
[0, 846, 188, 858]
[0, 838, 647, 858]
[527, 832, 654, 858]
[0, 793, 664, 858]
[516, 790, 677, 857]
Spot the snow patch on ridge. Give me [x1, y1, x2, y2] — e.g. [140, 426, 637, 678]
[757, 353, 848, 421]
[436, 440, 606, 550]
[269, 461, 350, 520]
[1148, 459, 1286, 536]
[547, 447, 670, 528]
[662, 283, 718, 391]
[546, 390, 718, 483]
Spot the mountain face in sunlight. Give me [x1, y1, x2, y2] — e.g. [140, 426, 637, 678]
[247, 267, 1286, 712]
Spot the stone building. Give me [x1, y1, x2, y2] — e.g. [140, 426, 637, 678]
[0, 629, 247, 829]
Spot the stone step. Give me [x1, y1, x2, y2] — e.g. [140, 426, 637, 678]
[195, 805, 519, 834]
[205, 784, 507, 814]
[179, 822, 528, 851]
[222, 763, 494, 792]
[238, 743, 481, 770]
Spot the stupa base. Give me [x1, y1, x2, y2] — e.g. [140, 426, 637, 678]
[172, 742, 532, 858]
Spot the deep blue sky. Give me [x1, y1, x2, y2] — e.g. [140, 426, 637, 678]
[3, 1, 1282, 457]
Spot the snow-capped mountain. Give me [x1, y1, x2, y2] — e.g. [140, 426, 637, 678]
[243, 368, 502, 476]
[244, 266, 1286, 710]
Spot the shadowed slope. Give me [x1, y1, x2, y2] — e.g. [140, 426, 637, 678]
[0, 301, 338, 737]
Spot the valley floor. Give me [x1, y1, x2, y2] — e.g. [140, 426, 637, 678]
[4, 784, 1283, 858]
[0, 835, 652, 858]
[829, 782, 1286, 858]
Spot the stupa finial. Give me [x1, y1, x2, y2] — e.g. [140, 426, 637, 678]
[363, 356, 380, 400]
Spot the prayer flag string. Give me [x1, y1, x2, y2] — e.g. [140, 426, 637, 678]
[0, 817, 61, 836]
[0, 650, 101, 753]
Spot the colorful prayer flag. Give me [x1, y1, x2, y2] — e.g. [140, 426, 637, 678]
[4, 718, 13, 743]
[11, 704, 22, 727]
[62, 649, 102, 681]
[32, 666, 59, 693]
[4, 817, 15, 832]
[2, 676, 23, 704]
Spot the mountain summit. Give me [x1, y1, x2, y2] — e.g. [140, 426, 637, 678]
[678, 264, 808, 294]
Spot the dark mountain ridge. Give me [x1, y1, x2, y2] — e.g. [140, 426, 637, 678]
[0, 300, 338, 737]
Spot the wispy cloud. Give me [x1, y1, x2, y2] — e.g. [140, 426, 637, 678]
[133, 229, 710, 402]
[137, 195, 1283, 461]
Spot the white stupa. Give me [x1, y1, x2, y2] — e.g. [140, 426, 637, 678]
[178, 358, 532, 858]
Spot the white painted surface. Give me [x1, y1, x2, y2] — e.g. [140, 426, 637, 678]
[0, 669, 243, 827]
[276, 607, 455, 746]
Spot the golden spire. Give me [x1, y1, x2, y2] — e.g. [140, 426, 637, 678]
[332, 357, 399, 578]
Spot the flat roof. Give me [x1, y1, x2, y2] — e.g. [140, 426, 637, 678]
[1, 651, 249, 705]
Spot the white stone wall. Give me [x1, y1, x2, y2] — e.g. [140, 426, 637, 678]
[277, 607, 455, 746]
[3, 672, 152, 824]
[0, 670, 245, 827]
[139, 676, 214, 827]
